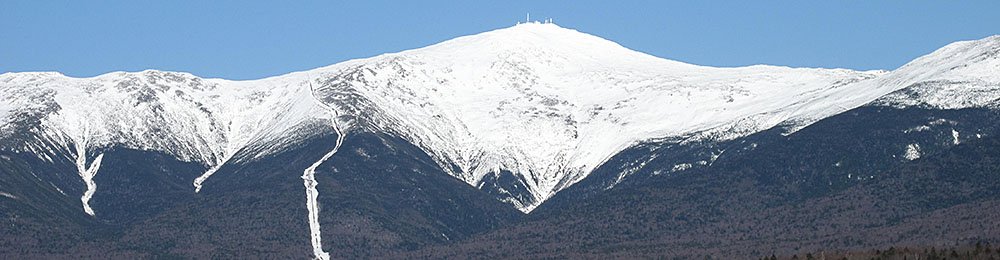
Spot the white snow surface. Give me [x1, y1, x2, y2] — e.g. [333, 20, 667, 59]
[0, 70, 328, 163]
[306, 23, 888, 211]
[904, 144, 922, 161]
[2, 24, 999, 212]
[871, 35, 1000, 109]
[302, 81, 345, 260]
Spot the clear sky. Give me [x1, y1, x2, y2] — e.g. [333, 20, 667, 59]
[2, 1, 998, 80]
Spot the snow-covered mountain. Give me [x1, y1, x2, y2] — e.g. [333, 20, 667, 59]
[870, 35, 1000, 109]
[2, 23, 998, 214]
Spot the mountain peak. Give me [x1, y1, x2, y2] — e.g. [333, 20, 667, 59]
[4, 26, 997, 213]
[392, 22, 674, 68]
[305, 25, 895, 211]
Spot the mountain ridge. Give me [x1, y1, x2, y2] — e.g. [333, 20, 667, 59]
[2, 24, 998, 213]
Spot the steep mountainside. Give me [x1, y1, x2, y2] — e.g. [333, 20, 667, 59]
[1, 128, 522, 259]
[305, 24, 891, 211]
[403, 132, 1000, 259]
[399, 34, 1000, 259]
[3, 23, 923, 212]
[541, 33, 1000, 206]
[1, 23, 999, 259]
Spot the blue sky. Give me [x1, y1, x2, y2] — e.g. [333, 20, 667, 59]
[2, 1, 998, 80]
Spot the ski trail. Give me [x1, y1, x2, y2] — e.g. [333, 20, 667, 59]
[73, 127, 104, 216]
[78, 153, 104, 216]
[192, 154, 234, 193]
[302, 79, 344, 260]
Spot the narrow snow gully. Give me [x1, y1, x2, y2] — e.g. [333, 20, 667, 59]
[72, 129, 105, 216]
[302, 80, 345, 260]
[192, 154, 234, 193]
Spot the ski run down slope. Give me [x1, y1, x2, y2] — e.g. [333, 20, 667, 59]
[302, 80, 345, 260]
[2, 23, 1000, 216]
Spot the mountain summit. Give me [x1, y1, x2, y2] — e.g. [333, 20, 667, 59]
[2, 24, 1000, 259]
[3, 24, 999, 212]
[305, 23, 883, 211]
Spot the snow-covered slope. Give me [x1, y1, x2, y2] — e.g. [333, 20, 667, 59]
[0, 70, 327, 165]
[304, 23, 888, 211]
[2, 23, 998, 213]
[870, 35, 1000, 108]
[0, 69, 336, 217]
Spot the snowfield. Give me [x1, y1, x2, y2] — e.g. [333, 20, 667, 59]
[2, 23, 999, 213]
